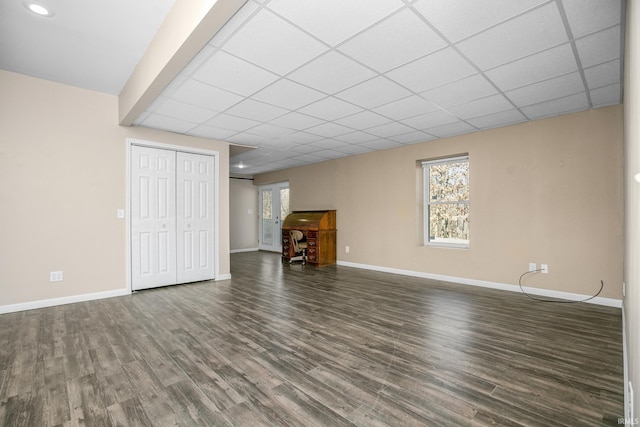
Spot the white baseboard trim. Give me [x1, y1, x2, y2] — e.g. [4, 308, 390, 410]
[230, 248, 259, 253]
[0, 288, 131, 315]
[216, 273, 232, 281]
[337, 260, 622, 308]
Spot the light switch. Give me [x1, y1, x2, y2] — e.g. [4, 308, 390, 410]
[117, 209, 125, 219]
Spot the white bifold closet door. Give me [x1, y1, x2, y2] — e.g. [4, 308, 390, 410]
[131, 145, 215, 291]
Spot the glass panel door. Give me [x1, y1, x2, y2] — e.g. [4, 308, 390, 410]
[258, 182, 289, 252]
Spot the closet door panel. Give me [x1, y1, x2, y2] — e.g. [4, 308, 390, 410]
[177, 152, 215, 284]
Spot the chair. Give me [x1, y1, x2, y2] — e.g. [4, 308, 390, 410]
[289, 230, 307, 264]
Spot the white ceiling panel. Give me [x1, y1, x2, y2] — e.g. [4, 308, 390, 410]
[222, 8, 327, 74]
[387, 47, 476, 93]
[456, 2, 568, 70]
[298, 97, 364, 121]
[584, 59, 621, 90]
[287, 51, 377, 94]
[485, 44, 578, 92]
[170, 79, 244, 112]
[413, 0, 547, 42]
[267, 0, 405, 46]
[10, 0, 621, 175]
[422, 74, 498, 107]
[466, 109, 527, 130]
[252, 79, 326, 110]
[373, 95, 439, 120]
[337, 8, 447, 72]
[562, 0, 622, 38]
[336, 76, 413, 109]
[505, 72, 585, 107]
[521, 92, 589, 119]
[425, 121, 476, 138]
[225, 99, 288, 122]
[192, 50, 279, 96]
[575, 26, 621, 68]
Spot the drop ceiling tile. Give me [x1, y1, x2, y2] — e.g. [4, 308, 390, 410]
[562, 0, 622, 38]
[365, 122, 416, 138]
[154, 98, 217, 123]
[227, 132, 275, 145]
[293, 153, 327, 164]
[505, 72, 585, 107]
[208, 1, 260, 47]
[456, 2, 568, 70]
[306, 122, 354, 138]
[372, 95, 439, 120]
[575, 26, 621, 68]
[337, 8, 446, 72]
[276, 132, 325, 145]
[170, 79, 244, 112]
[413, 0, 547, 42]
[485, 43, 578, 91]
[334, 111, 392, 130]
[387, 48, 476, 93]
[334, 131, 379, 144]
[268, 112, 325, 130]
[521, 92, 589, 119]
[193, 50, 279, 96]
[309, 139, 351, 150]
[446, 94, 513, 120]
[287, 51, 377, 94]
[206, 113, 261, 132]
[188, 125, 238, 140]
[267, 0, 404, 46]
[359, 139, 403, 150]
[222, 9, 327, 75]
[401, 109, 459, 129]
[252, 79, 326, 110]
[590, 83, 621, 107]
[334, 144, 376, 155]
[140, 113, 196, 134]
[244, 123, 296, 138]
[388, 130, 435, 144]
[314, 149, 350, 160]
[425, 121, 475, 138]
[298, 97, 364, 121]
[290, 143, 324, 154]
[584, 59, 620, 90]
[225, 99, 289, 122]
[422, 74, 497, 107]
[336, 76, 413, 109]
[466, 109, 526, 129]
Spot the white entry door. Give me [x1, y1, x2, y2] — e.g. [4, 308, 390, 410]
[258, 182, 289, 252]
[176, 152, 215, 284]
[131, 145, 215, 290]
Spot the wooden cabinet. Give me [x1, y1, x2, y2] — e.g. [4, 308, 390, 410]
[282, 210, 336, 266]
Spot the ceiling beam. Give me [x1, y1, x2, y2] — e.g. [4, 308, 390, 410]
[118, 0, 248, 126]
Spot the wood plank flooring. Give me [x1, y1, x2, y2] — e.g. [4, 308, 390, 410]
[0, 251, 624, 426]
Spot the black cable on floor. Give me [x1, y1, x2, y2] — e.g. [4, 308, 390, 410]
[518, 269, 604, 303]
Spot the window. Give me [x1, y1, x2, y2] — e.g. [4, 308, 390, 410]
[423, 155, 469, 248]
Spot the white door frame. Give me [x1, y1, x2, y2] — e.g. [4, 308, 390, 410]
[258, 181, 289, 252]
[126, 138, 221, 292]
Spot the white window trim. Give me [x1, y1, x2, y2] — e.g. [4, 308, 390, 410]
[422, 155, 470, 249]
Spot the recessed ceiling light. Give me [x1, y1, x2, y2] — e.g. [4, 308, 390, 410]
[25, 2, 53, 17]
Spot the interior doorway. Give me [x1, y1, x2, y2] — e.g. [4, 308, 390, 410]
[258, 182, 290, 252]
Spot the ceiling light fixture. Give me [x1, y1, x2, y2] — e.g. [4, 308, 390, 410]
[25, 2, 53, 17]
[635, 173, 640, 183]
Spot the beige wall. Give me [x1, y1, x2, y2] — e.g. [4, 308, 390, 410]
[256, 106, 623, 300]
[0, 70, 230, 308]
[230, 177, 259, 251]
[624, 0, 640, 417]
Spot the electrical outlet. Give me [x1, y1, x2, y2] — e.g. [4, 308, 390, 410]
[345, 245, 350, 254]
[541, 264, 548, 274]
[529, 263, 537, 272]
[50, 271, 63, 282]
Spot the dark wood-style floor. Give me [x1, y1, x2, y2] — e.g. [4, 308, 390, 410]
[0, 251, 624, 426]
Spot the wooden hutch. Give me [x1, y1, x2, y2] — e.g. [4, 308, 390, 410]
[281, 210, 336, 266]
